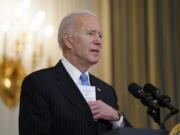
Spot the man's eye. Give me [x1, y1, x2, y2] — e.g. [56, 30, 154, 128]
[88, 32, 93, 35]
[99, 34, 103, 38]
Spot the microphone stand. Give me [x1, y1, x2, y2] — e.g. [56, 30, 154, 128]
[145, 94, 178, 130]
[138, 94, 166, 129]
[156, 94, 179, 125]
[147, 106, 166, 130]
[164, 108, 179, 123]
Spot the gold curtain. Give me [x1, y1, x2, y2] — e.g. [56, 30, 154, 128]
[90, 0, 113, 84]
[110, 0, 180, 130]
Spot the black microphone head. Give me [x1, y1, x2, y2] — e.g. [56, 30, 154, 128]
[128, 83, 143, 99]
[144, 83, 160, 95]
[128, 83, 159, 109]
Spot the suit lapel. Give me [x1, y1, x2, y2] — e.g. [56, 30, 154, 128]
[53, 61, 94, 124]
[89, 74, 104, 101]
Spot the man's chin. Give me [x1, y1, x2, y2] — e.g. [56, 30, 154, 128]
[90, 59, 99, 65]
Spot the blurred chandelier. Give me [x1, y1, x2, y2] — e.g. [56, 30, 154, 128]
[0, 32, 26, 108]
[0, 0, 54, 108]
[0, 58, 25, 108]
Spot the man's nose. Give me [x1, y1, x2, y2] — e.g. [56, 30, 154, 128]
[93, 35, 102, 45]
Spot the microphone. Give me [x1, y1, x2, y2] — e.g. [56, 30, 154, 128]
[144, 83, 179, 117]
[128, 83, 165, 128]
[128, 83, 159, 109]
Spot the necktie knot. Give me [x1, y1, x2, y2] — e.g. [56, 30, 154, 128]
[80, 73, 90, 86]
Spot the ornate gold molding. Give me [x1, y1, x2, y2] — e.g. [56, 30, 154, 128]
[0, 58, 26, 108]
[170, 123, 180, 135]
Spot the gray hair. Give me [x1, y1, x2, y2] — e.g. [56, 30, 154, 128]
[57, 10, 97, 49]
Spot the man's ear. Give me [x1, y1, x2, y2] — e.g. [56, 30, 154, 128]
[63, 32, 73, 49]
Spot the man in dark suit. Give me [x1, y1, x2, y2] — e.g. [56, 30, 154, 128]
[19, 10, 131, 135]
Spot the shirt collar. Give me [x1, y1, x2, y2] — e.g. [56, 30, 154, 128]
[61, 58, 90, 85]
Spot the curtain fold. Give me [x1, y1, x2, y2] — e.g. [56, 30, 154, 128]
[90, 0, 112, 84]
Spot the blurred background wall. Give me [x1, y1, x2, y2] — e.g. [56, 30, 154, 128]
[0, 0, 179, 134]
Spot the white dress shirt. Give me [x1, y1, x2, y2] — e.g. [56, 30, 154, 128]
[61, 58, 124, 128]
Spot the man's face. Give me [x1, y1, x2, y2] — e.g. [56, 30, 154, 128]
[69, 14, 102, 68]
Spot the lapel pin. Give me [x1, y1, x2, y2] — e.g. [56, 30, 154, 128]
[97, 88, 102, 92]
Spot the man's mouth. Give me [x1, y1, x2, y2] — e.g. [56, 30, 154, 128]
[90, 49, 100, 53]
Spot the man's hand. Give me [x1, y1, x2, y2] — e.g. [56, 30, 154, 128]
[88, 100, 120, 122]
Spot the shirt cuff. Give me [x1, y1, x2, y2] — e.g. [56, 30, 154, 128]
[112, 113, 124, 129]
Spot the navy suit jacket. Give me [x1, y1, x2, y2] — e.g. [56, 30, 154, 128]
[19, 60, 131, 135]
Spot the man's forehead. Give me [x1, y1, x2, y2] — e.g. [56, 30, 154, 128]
[74, 14, 101, 28]
[75, 14, 100, 24]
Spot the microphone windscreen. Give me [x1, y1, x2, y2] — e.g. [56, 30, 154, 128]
[144, 83, 158, 94]
[128, 83, 142, 99]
